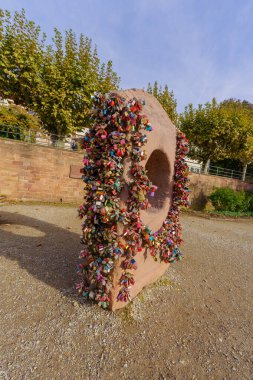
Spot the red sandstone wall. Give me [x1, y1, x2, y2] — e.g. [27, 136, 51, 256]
[1, 139, 252, 205]
[0, 139, 84, 203]
[188, 172, 253, 209]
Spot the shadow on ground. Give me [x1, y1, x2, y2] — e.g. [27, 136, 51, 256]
[0, 211, 81, 298]
[189, 189, 208, 210]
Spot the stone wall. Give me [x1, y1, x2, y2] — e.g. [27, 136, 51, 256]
[0, 139, 84, 203]
[1, 139, 253, 206]
[188, 172, 253, 209]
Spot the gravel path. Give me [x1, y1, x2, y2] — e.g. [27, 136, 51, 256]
[0, 204, 252, 380]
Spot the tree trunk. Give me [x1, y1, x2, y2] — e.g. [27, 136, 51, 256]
[203, 159, 210, 174]
[242, 164, 247, 181]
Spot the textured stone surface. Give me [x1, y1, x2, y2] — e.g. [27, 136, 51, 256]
[189, 172, 253, 209]
[110, 89, 177, 310]
[0, 139, 83, 203]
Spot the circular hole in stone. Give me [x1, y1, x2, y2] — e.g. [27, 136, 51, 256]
[145, 149, 171, 210]
[140, 149, 172, 232]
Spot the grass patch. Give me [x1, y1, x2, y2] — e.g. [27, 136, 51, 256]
[117, 275, 176, 326]
[154, 277, 175, 287]
[117, 303, 137, 326]
[182, 208, 253, 219]
[207, 210, 253, 218]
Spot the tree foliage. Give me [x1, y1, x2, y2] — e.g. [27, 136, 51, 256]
[0, 103, 41, 141]
[220, 99, 253, 167]
[179, 98, 253, 172]
[0, 9, 45, 106]
[180, 98, 230, 163]
[0, 104, 40, 129]
[0, 8, 120, 136]
[147, 81, 178, 125]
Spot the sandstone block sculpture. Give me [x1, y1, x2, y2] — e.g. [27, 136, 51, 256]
[77, 89, 189, 310]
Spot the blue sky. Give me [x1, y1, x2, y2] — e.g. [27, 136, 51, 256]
[1, 0, 253, 111]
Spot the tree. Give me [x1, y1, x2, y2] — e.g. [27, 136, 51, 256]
[0, 103, 40, 129]
[147, 82, 178, 125]
[0, 103, 41, 140]
[180, 99, 234, 171]
[153, 81, 158, 98]
[159, 84, 178, 125]
[0, 9, 45, 105]
[180, 98, 253, 179]
[220, 99, 253, 180]
[0, 8, 120, 136]
[147, 82, 152, 94]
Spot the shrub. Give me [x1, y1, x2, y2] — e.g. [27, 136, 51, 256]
[0, 104, 41, 141]
[209, 187, 248, 212]
[0, 104, 41, 130]
[246, 192, 253, 211]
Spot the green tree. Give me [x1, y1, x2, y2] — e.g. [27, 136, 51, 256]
[180, 98, 253, 179]
[0, 8, 120, 136]
[0, 9, 45, 105]
[159, 84, 178, 125]
[220, 99, 253, 180]
[147, 82, 152, 94]
[0, 103, 40, 129]
[180, 99, 233, 171]
[147, 82, 178, 125]
[153, 81, 158, 98]
[0, 103, 41, 140]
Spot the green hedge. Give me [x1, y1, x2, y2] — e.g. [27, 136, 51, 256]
[0, 105, 42, 142]
[209, 187, 253, 212]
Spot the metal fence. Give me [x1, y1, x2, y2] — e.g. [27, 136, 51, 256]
[186, 160, 253, 182]
[0, 124, 82, 151]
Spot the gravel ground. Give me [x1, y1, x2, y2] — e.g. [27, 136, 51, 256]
[0, 204, 252, 380]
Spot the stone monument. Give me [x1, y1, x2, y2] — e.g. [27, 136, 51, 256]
[77, 89, 189, 310]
